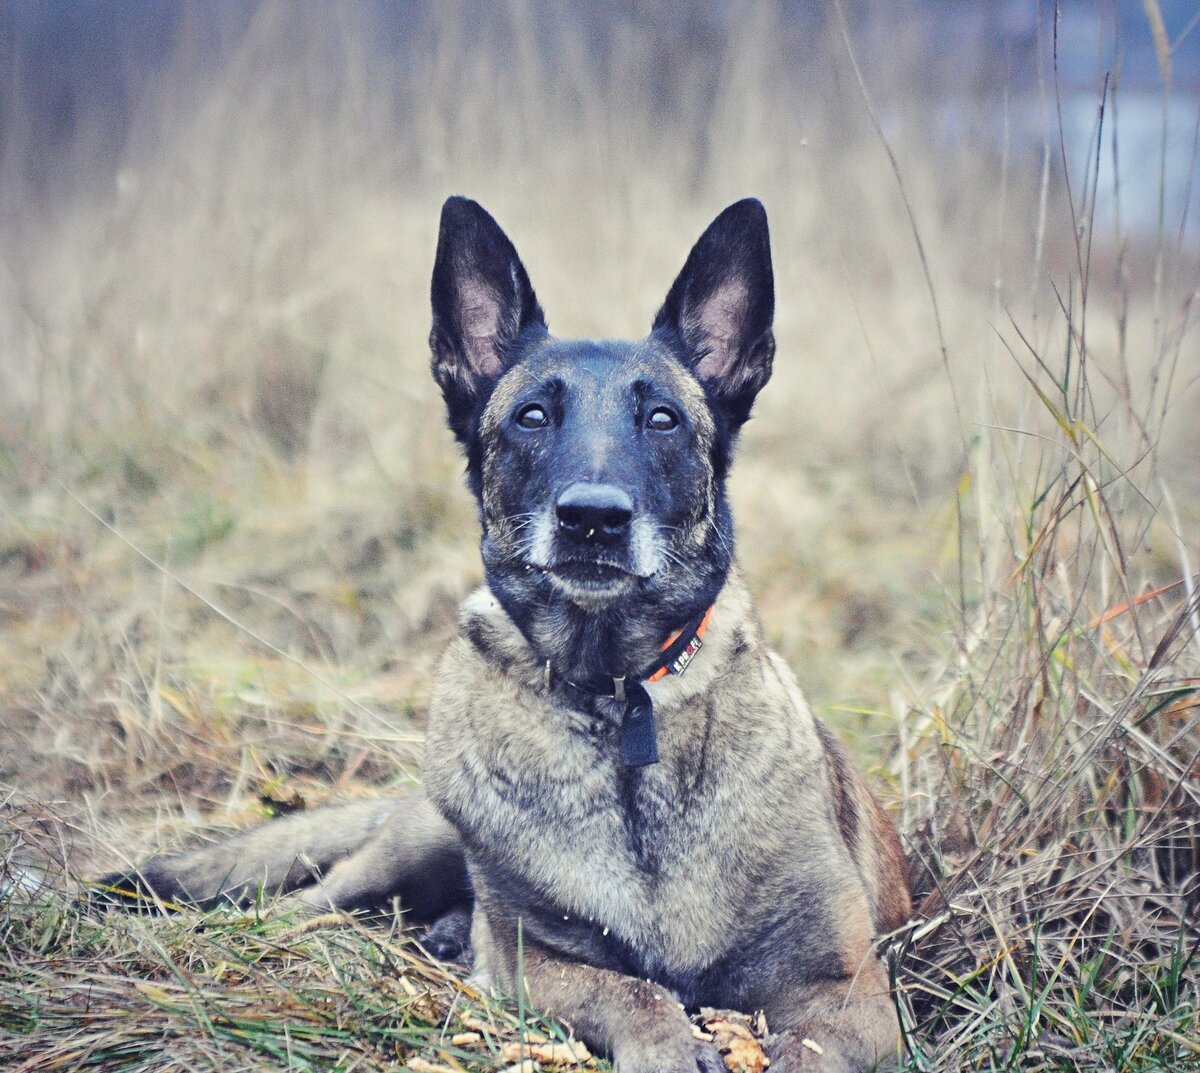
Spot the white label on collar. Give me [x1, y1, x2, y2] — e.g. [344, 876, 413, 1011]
[669, 636, 703, 676]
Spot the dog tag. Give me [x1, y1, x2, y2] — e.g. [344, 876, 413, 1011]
[621, 681, 659, 767]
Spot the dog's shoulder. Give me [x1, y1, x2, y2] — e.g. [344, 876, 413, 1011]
[422, 585, 585, 825]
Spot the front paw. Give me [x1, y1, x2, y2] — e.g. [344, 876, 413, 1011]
[764, 1035, 854, 1073]
[614, 1035, 726, 1073]
[419, 904, 472, 962]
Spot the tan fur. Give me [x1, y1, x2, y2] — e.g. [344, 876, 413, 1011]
[420, 571, 910, 1072]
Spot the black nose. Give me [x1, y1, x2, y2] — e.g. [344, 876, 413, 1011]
[555, 483, 633, 545]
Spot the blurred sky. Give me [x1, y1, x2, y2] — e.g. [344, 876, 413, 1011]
[2, 1, 1198, 234]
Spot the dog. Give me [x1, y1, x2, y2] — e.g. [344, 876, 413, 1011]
[97, 197, 912, 1073]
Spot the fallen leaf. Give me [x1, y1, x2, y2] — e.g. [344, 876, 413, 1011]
[694, 1010, 770, 1073]
[500, 1040, 593, 1065]
[407, 1058, 457, 1073]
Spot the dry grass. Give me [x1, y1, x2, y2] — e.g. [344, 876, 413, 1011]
[2, 3, 1199, 1070]
[892, 286, 1200, 1068]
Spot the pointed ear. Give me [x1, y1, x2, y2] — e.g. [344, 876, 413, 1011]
[652, 199, 775, 429]
[429, 197, 546, 441]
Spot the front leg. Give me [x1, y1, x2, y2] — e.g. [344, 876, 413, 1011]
[528, 946, 728, 1073]
[475, 913, 725, 1073]
[763, 960, 900, 1073]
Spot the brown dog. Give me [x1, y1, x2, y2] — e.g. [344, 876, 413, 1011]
[98, 197, 911, 1073]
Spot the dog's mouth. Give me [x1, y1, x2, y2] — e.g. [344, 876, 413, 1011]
[550, 559, 631, 584]
[536, 557, 643, 599]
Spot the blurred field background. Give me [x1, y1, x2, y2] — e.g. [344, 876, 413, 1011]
[2, 1, 1199, 1070]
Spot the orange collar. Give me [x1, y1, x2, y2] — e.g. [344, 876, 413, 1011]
[550, 604, 716, 767]
[646, 604, 715, 682]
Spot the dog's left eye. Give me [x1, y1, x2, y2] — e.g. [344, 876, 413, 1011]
[515, 404, 549, 429]
[646, 407, 679, 432]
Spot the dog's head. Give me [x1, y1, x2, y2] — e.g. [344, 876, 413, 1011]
[429, 197, 773, 634]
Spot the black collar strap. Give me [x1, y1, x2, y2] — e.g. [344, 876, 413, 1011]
[549, 605, 714, 767]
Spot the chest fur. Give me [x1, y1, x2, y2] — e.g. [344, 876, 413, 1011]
[425, 677, 787, 972]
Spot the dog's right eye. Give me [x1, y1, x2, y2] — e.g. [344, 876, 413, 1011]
[646, 406, 679, 432]
[515, 404, 549, 429]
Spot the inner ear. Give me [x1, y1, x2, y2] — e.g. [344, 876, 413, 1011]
[653, 198, 775, 428]
[430, 197, 546, 441]
[689, 279, 751, 382]
[457, 276, 511, 379]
